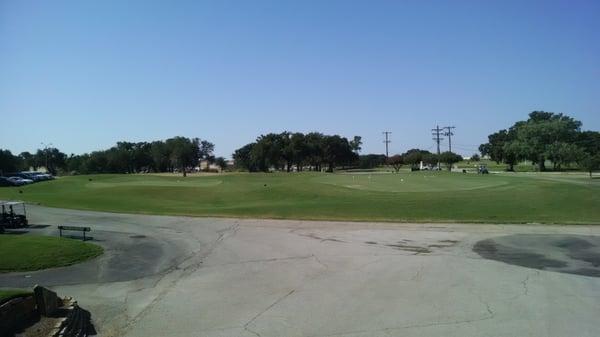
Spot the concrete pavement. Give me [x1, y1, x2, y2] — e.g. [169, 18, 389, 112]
[1, 206, 599, 336]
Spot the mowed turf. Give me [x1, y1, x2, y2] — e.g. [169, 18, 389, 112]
[0, 288, 32, 304]
[0, 172, 598, 224]
[0, 235, 103, 272]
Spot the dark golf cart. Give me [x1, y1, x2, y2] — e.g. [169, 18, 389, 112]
[0, 201, 29, 230]
[478, 164, 489, 174]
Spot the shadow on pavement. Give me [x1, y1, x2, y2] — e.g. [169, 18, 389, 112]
[474, 234, 600, 277]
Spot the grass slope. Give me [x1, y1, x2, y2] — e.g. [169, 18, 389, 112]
[0, 235, 103, 273]
[0, 172, 598, 224]
[0, 289, 33, 304]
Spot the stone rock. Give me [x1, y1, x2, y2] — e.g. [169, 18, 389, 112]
[34, 285, 59, 316]
[0, 296, 36, 335]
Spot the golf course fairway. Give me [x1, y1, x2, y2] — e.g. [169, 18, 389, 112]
[0, 171, 598, 224]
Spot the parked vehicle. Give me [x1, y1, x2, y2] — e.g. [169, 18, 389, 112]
[5, 172, 54, 182]
[34, 173, 54, 180]
[0, 172, 55, 187]
[0, 201, 28, 228]
[22, 172, 45, 181]
[7, 177, 33, 185]
[6, 172, 39, 181]
[0, 177, 18, 187]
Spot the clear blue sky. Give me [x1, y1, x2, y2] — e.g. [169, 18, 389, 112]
[1, 0, 599, 158]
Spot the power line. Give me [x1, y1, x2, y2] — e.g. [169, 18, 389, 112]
[431, 125, 444, 169]
[382, 131, 392, 158]
[443, 126, 456, 152]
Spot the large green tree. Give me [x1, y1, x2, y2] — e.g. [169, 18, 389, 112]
[576, 131, 600, 177]
[233, 132, 359, 173]
[0, 149, 22, 175]
[199, 140, 215, 171]
[481, 111, 585, 171]
[233, 143, 257, 172]
[513, 112, 581, 170]
[401, 149, 430, 169]
[36, 147, 67, 175]
[479, 129, 512, 165]
[165, 137, 200, 177]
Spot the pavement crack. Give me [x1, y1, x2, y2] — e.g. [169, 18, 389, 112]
[521, 270, 539, 297]
[410, 263, 425, 281]
[312, 254, 329, 269]
[244, 289, 296, 336]
[119, 223, 240, 336]
[204, 255, 315, 268]
[320, 291, 496, 337]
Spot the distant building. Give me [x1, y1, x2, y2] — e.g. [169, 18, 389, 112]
[196, 160, 220, 172]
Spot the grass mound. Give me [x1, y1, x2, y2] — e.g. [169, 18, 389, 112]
[0, 235, 103, 273]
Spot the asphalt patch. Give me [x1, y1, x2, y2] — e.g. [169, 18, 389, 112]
[473, 234, 600, 277]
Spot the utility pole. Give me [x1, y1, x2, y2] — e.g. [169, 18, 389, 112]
[444, 126, 456, 152]
[431, 126, 444, 169]
[382, 131, 391, 158]
[40, 142, 53, 172]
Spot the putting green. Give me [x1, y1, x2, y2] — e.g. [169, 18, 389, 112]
[0, 172, 598, 223]
[313, 172, 509, 192]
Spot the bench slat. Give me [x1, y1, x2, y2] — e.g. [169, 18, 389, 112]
[58, 225, 91, 231]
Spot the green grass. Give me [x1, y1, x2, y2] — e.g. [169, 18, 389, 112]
[456, 159, 582, 172]
[0, 235, 103, 273]
[0, 171, 599, 224]
[0, 289, 33, 304]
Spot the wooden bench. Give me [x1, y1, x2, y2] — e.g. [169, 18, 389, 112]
[58, 225, 91, 241]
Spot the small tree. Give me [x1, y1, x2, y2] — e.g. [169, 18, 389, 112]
[439, 152, 463, 171]
[350, 136, 362, 154]
[386, 155, 403, 173]
[215, 157, 228, 172]
[422, 153, 439, 168]
[403, 152, 422, 169]
[470, 154, 480, 161]
[199, 141, 215, 172]
[579, 154, 600, 178]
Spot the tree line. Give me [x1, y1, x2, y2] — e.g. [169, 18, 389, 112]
[386, 149, 463, 172]
[233, 132, 362, 172]
[479, 111, 600, 175]
[0, 136, 219, 177]
[0, 148, 68, 176]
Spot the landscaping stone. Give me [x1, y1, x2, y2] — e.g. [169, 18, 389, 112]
[34, 285, 59, 316]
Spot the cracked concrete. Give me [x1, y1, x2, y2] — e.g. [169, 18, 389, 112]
[2, 206, 600, 337]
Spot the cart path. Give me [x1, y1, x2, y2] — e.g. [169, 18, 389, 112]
[1, 206, 600, 337]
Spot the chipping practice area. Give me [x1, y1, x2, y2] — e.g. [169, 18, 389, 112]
[0, 171, 598, 224]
